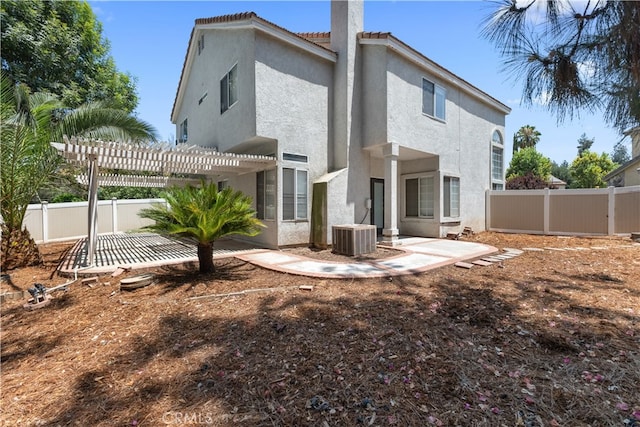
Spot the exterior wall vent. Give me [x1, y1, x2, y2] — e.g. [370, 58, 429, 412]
[331, 224, 376, 256]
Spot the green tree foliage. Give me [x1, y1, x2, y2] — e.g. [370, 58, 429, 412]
[139, 181, 264, 273]
[483, 1, 640, 133]
[1, 0, 138, 112]
[506, 147, 552, 180]
[610, 140, 631, 164]
[551, 160, 573, 187]
[577, 133, 595, 157]
[569, 151, 617, 188]
[512, 125, 541, 153]
[0, 73, 157, 269]
[98, 186, 163, 200]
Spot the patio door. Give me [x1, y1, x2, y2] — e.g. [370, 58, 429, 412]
[370, 178, 384, 234]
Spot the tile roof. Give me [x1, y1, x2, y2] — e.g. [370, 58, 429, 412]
[195, 11, 257, 25]
[359, 32, 392, 39]
[297, 32, 331, 40]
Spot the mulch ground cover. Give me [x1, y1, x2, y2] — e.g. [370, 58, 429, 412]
[1, 232, 639, 426]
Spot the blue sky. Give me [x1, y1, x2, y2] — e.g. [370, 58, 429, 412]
[90, 0, 630, 165]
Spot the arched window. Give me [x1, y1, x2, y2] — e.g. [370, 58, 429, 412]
[491, 130, 504, 190]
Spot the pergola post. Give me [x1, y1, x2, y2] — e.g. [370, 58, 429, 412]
[87, 154, 99, 266]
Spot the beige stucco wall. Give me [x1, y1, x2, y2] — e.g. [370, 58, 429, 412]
[623, 160, 640, 186]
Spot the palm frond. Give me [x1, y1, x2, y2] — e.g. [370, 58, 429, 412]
[59, 103, 158, 142]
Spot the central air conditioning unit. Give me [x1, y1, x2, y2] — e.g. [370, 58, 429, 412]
[331, 224, 377, 256]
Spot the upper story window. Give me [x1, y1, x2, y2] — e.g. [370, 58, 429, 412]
[422, 78, 446, 121]
[178, 118, 188, 143]
[491, 130, 504, 189]
[220, 64, 238, 114]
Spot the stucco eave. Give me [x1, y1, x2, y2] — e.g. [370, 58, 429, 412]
[199, 20, 338, 63]
[359, 37, 511, 115]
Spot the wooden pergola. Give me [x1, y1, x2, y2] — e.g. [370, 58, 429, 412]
[51, 136, 277, 266]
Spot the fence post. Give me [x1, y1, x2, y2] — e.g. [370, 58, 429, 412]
[112, 198, 118, 233]
[485, 190, 492, 231]
[608, 186, 615, 235]
[41, 202, 49, 243]
[543, 188, 550, 235]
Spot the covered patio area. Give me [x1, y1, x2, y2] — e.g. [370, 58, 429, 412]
[51, 136, 277, 269]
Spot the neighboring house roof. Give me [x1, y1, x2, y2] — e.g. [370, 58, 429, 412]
[548, 175, 566, 186]
[603, 154, 640, 181]
[172, 11, 512, 122]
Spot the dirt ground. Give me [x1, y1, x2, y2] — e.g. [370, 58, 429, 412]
[1, 232, 639, 426]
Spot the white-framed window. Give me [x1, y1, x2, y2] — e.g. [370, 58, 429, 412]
[491, 130, 504, 189]
[256, 169, 276, 220]
[282, 168, 307, 221]
[443, 176, 460, 218]
[220, 64, 238, 114]
[178, 118, 188, 143]
[422, 78, 446, 121]
[405, 175, 435, 218]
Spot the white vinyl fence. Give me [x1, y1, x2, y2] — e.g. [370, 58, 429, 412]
[21, 198, 167, 243]
[486, 186, 640, 236]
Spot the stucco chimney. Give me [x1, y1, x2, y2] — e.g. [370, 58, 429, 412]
[330, 0, 363, 170]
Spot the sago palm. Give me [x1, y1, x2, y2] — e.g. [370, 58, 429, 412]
[139, 181, 264, 273]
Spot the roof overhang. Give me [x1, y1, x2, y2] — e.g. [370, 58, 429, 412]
[359, 35, 512, 115]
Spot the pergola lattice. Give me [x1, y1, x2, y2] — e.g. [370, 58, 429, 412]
[51, 136, 277, 266]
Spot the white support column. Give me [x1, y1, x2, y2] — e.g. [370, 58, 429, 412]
[41, 202, 49, 243]
[543, 188, 550, 235]
[87, 154, 99, 266]
[383, 143, 399, 243]
[111, 198, 118, 233]
[607, 186, 615, 235]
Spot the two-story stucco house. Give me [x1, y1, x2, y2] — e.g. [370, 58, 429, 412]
[171, 1, 511, 249]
